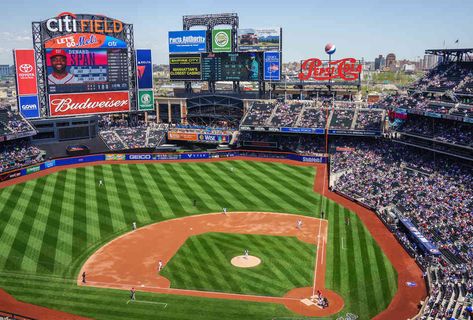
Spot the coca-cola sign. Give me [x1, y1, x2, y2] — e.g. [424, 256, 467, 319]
[298, 58, 362, 81]
[49, 91, 130, 117]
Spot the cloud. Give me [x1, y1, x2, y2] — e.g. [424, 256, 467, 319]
[0, 31, 31, 42]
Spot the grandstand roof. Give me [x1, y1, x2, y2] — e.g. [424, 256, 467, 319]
[425, 48, 473, 62]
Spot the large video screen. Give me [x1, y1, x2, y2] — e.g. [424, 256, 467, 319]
[45, 48, 129, 93]
[201, 52, 263, 81]
[169, 54, 201, 80]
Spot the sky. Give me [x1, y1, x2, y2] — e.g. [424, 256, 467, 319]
[1, 0, 472, 64]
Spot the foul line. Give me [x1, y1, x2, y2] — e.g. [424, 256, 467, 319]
[312, 218, 322, 296]
[127, 299, 167, 308]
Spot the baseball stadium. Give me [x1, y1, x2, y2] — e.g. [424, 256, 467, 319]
[0, 3, 472, 320]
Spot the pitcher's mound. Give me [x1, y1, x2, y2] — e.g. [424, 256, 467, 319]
[231, 255, 261, 268]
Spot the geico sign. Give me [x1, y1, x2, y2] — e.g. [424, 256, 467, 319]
[128, 154, 152, 160]
[21, 104, 37, 110]
[46, 12, 123, 34]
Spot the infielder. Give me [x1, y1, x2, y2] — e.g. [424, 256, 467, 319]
[158, 260, 163, 272]
[296, 219, 303, 230]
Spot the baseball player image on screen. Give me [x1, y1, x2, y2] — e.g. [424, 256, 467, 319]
[47, 49, 82, 85]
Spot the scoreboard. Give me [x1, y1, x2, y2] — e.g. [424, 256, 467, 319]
[201, 52, 262, 81]
[46, 48, 129, 94]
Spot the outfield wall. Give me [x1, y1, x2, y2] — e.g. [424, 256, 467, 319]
[0, 150, 327, 183]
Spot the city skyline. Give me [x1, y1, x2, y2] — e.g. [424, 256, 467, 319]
[0, 0, 472, 65]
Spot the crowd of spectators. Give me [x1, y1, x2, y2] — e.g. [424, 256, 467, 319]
[242, 101, 384, 131]
[269, 103, 303, 127]
[330, 109, 355, 129]
[241, 103, 274, 126]
[397, 115, 473, 146]
[331, 138, 473, 319]
[355, 110, 384, 131]
[0, 106, 36, 136]
[0, 139, 43, 173]
[98, 115, 166, 150]
[331, 139, 472, 264]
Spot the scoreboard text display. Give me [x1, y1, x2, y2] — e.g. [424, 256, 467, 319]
[201, 52, 263, 81]
[45, 48, 129, 94]
[169, 54, 201, 80]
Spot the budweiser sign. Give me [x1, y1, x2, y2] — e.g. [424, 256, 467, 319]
[49, 91, 130, 117]
[298, 58, 362, 81]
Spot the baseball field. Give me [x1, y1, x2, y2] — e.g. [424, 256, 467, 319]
[0, 160, 399, 319]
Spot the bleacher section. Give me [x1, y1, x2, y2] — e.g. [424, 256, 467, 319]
[241, 101, 385, 133]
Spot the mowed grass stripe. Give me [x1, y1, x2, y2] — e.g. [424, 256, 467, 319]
[127, 164, 165, 221]
[0, 183, 29, 268]
[53, 169, 77, 274]
[3, 179, 45, 271]
[356, 213, 379, 313]
[196, 162, 259, 209]
[204, 162, 267, 209]
[71, 168, 88, 260]
[37, 171, 67, 273]
[21, 174, 58, 273]
[146, 164, 185, 217]
[91, 166, 115, 236]
[138, 164, 174, 219]
[181, 164, 235, 211]
[117, 165, 152, 223]
[238, 161, 320, 213]
[249, 162, 319, 211]
[83, 167, 101, 244]
[110, 165, 137, 227]
[164, 164, 213, 213]
[100, 165, 128, 231]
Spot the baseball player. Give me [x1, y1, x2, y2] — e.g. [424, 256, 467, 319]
[296, 219, 303, 230]
[223, 207, 227, 215]
[81, 271, 86, 284]
[99, 179, 103, 187]
[132, 222, 137, 230]
[130, 287, 136, 301]
[158, 260, 163, 272]
[244, 249, 249, 259]
[47, 49, 81, 85]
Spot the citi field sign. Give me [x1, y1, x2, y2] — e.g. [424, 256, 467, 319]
[45, 12, 124, 34]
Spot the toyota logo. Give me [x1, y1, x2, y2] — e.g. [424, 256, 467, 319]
[19, 64, 33, 73]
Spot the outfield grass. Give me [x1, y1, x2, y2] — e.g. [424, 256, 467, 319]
[161, 233, 316, 296]
[0, 161, 397, 319]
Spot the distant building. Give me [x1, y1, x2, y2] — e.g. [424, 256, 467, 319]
[386, 53, 396, 70]
[423, 54, 438, 70]
[374, 55, 385, 70]
[0, 65, 12, 77]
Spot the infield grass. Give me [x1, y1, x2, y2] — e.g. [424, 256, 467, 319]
[0, 161, 397, 319]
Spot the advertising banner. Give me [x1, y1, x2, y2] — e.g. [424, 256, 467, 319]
[167, 132, 198, 141]
[14, 49, 38, 96]
[169, 54, 201, 80]
[18, 95, 40, 118]
[44, 34, 127, 49]
[264, 51, 281, 81]
[399, 217, 440, 255]
[105, 154, 125, 161]
[237, 28, 281, 52]
[49, 91, 130, 117]
[197, 133, 231, 143]
[138, 90, 154, 111]
[26, 165, 41, 175]
[136, 49, 153, 89]
[212, 29, 232, 53]
[168, 30, 206, 53]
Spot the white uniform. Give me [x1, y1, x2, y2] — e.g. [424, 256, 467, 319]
[48, 72, 79, 85]
[132, 222, 137, 230]
[99, 180, 103, 186]
[158, 260, 163, 271]
[223, 208, 227, 215]
[297, 220, 303, 230]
